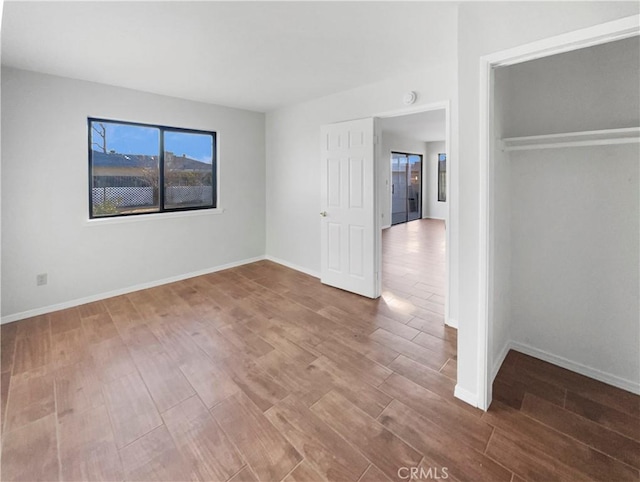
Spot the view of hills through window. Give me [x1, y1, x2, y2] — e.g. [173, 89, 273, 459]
[89, 120, 215, 217]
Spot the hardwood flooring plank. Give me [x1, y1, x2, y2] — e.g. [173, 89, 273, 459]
[1, 323, 18, 375]
[327, 331, 399, 366]
[15, 315, 49, 340]
[149, 320, 205, 366]
[185, 320, 235, 361]
[119, 425, 198, 482]
[222, 354, 290, 412]
[255, 316, 326, 349]
[229, 466, 259, 482]
[89, 336, 138, 383]
[102, 371, 163, 448]
[283, 461, 325, 482]
[211, 391, 303, 482]
[122, 323, 165, 362]
[439, 357, 456, 381]
[411, 331, 455, 357]
[486, 430, 587, 482]
[12, 334, 52, 375]
[54, 357, 104, 420]
[314, 337, 393, 387]
[1, 370, 11, 432]
[492, 377, 526, 410]
[521, 393, 640, 469]
[178, 352, 240, 409]
[483, 400, 639, 481]
[1, 413, 59, 481]
[358, 464, 392, 482]
[243, 316, 318, 364]
[51, 328, 87, 369]
[219, 323, 276, 359]
[310, 390, 422, 482]
[309, 356, 392, 418]
[81, 312, 119, 343]
[369, 328, 448, 370]
[103, 294, 137, 315]
[564, 390, 640, 442]
[494, 364, 566, 408]
[379, 373, 492, 452]
[380, 399, 511, 481]
[134, 350, 196, 413]
[514, 353, 640, 418]
[408, 297, 445, 316]
[77, 301, 108, 319]
[266, 395, 370, 482]
[258, 350, 332, 407]
[110, 309, 145, 342]
[4, 370, 54, 433]
[58, 404, 123, 481]
[407, 315, 451, 341]
[162, 395, 244, 481]
[388, 355, 479, 416]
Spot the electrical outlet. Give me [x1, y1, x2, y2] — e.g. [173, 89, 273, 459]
[36, 273, 48, 286]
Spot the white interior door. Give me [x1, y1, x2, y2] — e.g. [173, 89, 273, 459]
[320, 118, 380, 298]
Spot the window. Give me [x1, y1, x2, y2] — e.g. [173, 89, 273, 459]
[437, 152, 446, 202]
[88, 118, 216, 218]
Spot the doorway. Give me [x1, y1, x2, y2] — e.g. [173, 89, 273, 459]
[391, 152, 422, 225]
[377, 105, 450, 316]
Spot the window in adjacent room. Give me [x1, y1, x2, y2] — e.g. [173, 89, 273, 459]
[437, 152, 446, 202]
[89, 118, 216, 218]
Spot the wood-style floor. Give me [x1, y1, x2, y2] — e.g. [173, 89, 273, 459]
[1, 219, 639, 481]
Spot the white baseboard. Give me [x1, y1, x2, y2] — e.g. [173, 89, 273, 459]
[454, 384, 478, 408]
[264, 255, 320, 279]
[445, 317, 458, 329]
[1, 255, 266, 324]
[510, 341, 640, 395]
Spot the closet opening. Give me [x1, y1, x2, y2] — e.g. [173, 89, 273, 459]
[480, 21, 639, 411]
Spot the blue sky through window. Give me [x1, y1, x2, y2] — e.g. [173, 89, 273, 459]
[93, 121, 213, 164]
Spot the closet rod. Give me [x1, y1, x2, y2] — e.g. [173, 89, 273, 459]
[501, 127, 640, 151]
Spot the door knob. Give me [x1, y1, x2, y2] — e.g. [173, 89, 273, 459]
[320, 211, 327, 217]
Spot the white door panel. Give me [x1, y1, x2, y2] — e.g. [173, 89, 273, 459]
[320, 118, 379, 298]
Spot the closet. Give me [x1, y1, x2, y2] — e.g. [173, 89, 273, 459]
[490, 36, 640, 393]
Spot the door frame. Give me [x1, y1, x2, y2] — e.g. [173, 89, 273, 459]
[375, 101, 452, 327]
[477, 14, 640, 410]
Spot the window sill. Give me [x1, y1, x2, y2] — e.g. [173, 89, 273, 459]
[84, 207, 226, 226]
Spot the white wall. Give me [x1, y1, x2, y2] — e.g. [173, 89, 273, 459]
[380, 132, 428, 229]
[1, 67, 266, 320]
[493, 36, 640, 391]
[501, 36, 640, 137]
[456, 2, 639, 404]
[424, 141, 447, 220]
[265, 60, 458, 292]
[510, 145, 639, 388]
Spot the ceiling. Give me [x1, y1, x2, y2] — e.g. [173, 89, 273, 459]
[380, 109, 446, 142]
[1, 1, 458, 113]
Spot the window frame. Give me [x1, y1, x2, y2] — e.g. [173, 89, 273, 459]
[88, 117, 217, 219]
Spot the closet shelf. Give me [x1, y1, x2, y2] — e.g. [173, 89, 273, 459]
[501, 127, 640, 151]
